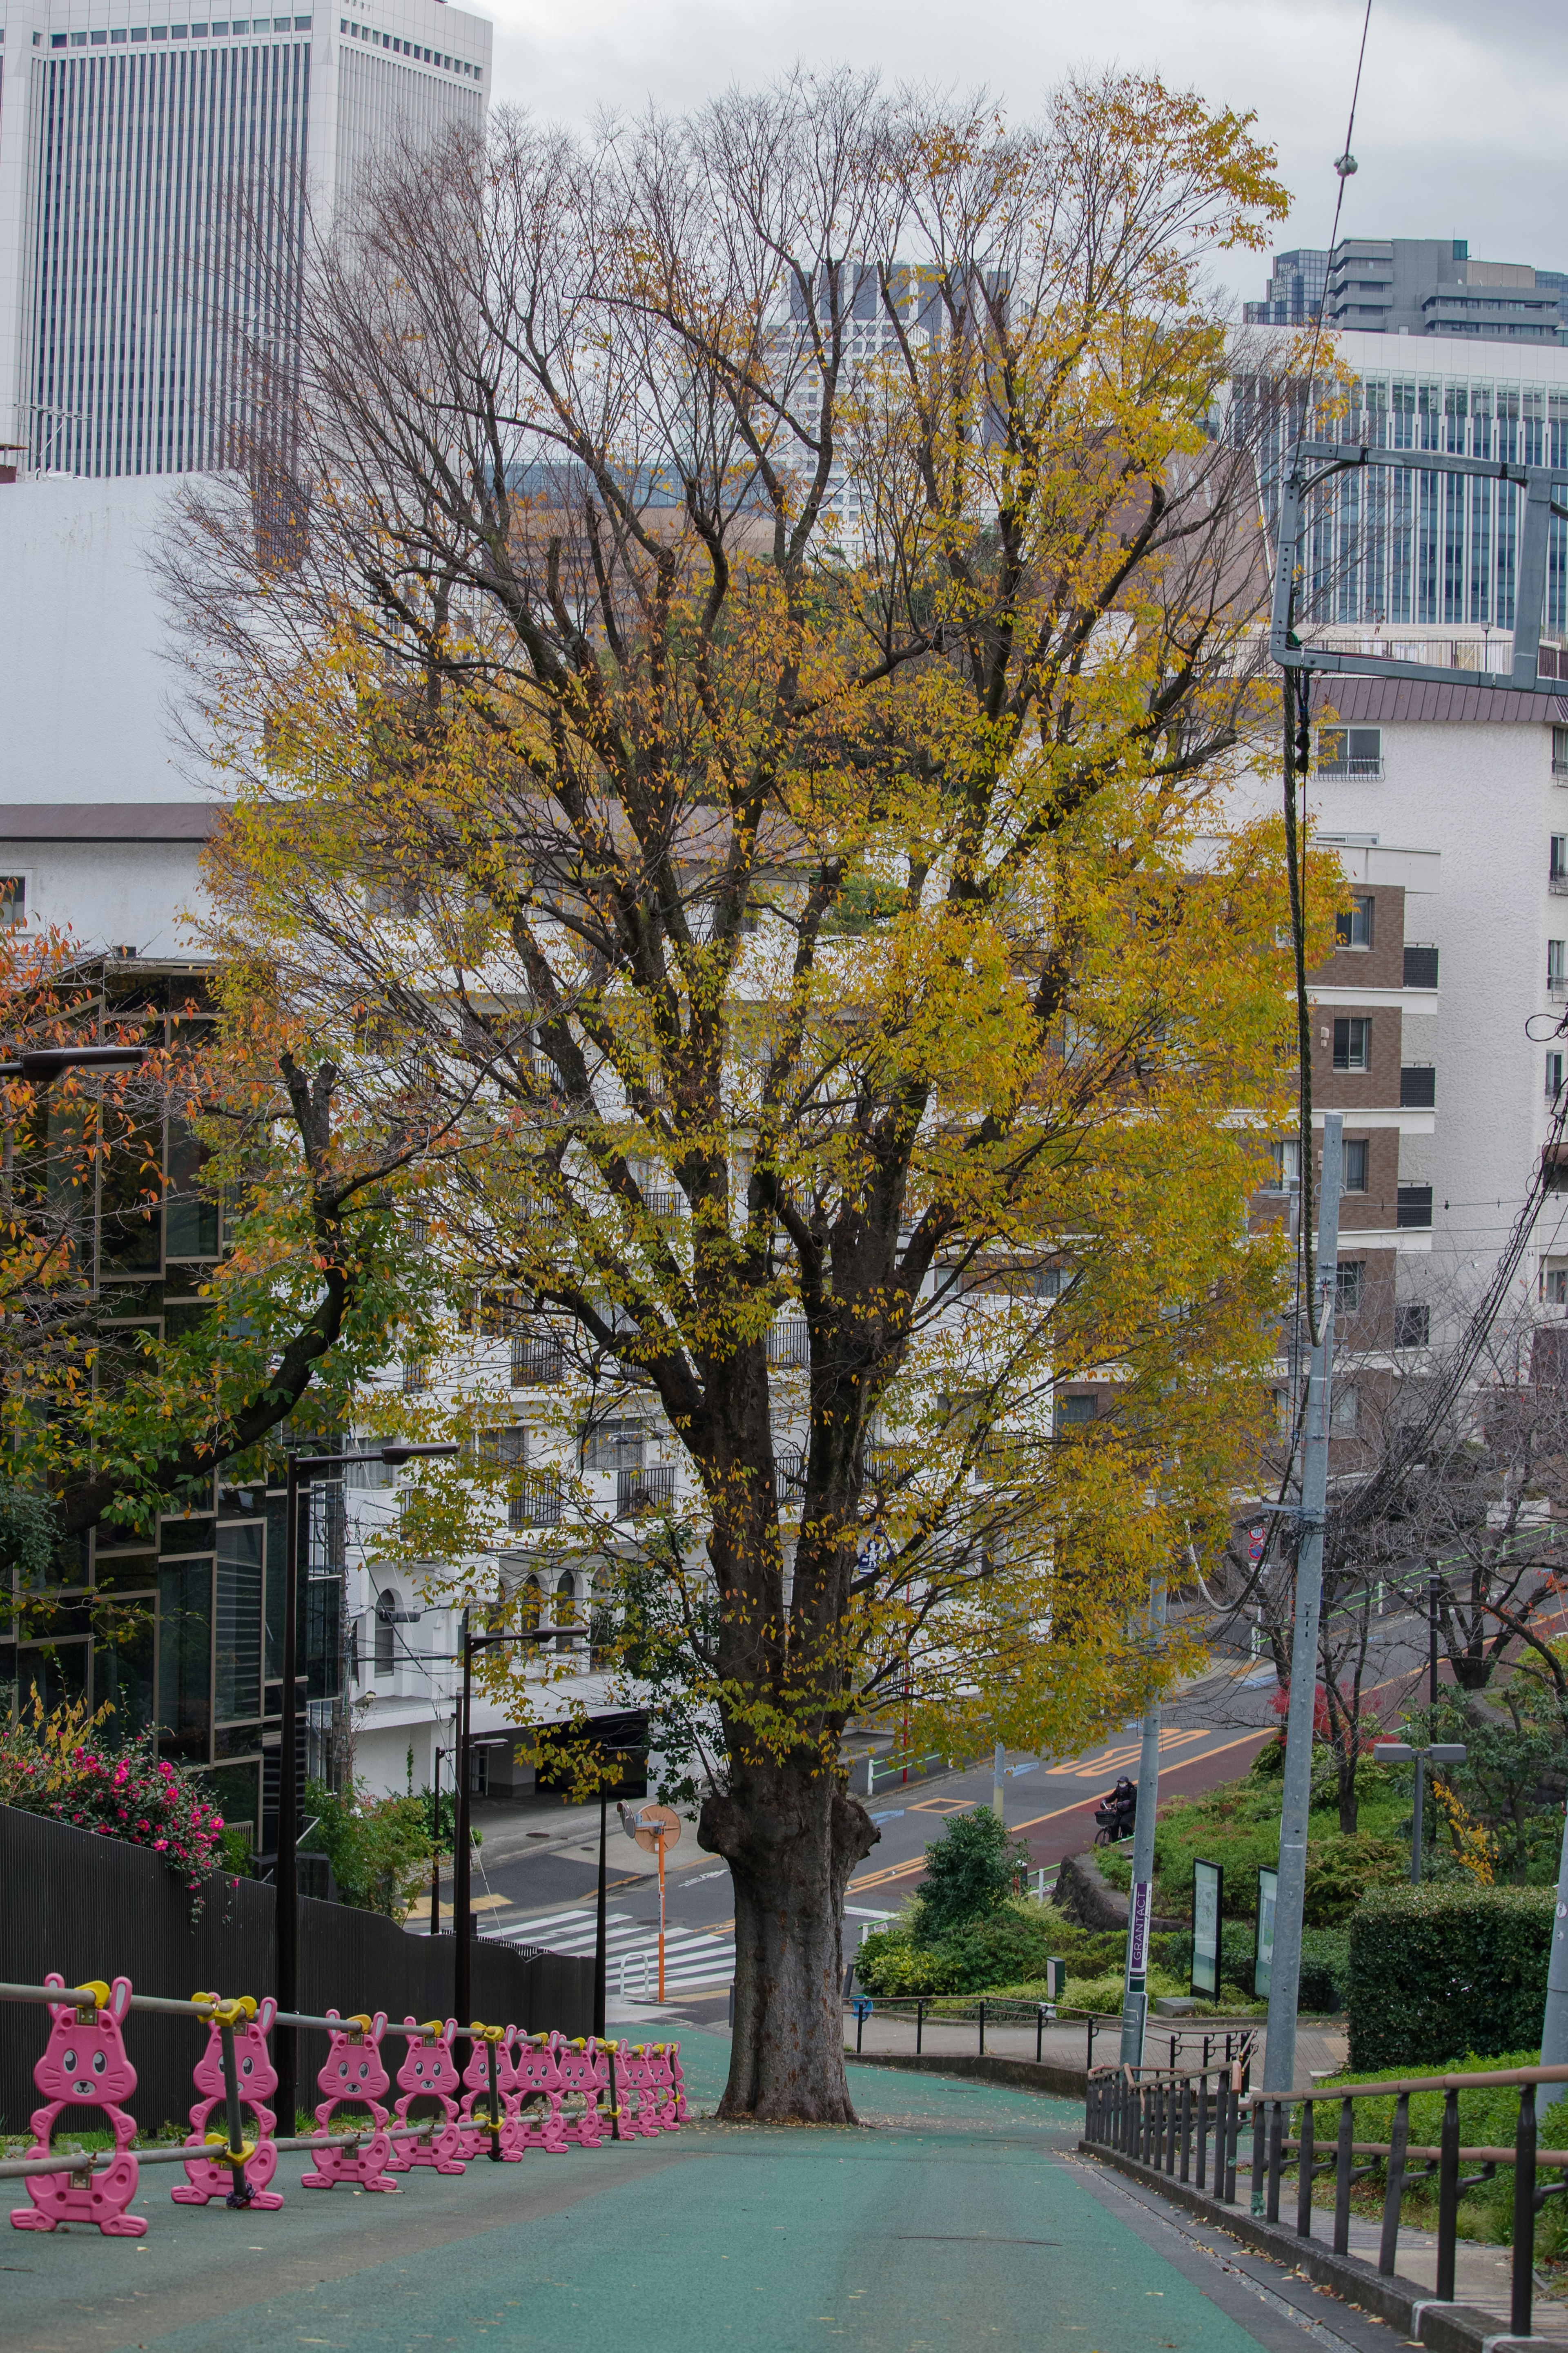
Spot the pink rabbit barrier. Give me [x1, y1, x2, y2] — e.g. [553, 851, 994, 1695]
[553, 2038, 607, 2148]
[386, 2018, 466, 2175]
[173, 1993, 283, 2209]
[639, 2043, 683, 2133]
[299, 2012, 396, 2192]
[0, 1973, 687, 2239]
[456, 2023, 521, 2162]
[9, 1975, 146, 2239]
[611, 2043, 669, 2140]
[503, 2030, 569, 2154]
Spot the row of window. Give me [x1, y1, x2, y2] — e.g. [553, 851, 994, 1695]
[52, 18, 310, 40]
[1318, 727, 1568, 782]
[339, 18, 481, 73]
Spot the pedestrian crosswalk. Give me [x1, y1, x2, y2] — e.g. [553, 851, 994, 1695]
[481, 1905, 736, 1996]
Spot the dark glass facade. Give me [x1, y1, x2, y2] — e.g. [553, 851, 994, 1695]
[0, 959, 343, 1845]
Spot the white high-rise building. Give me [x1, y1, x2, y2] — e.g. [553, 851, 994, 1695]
[0, 0, 491, 476]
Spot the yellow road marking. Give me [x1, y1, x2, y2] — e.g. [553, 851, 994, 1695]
[846, 1727, 1270, 1893]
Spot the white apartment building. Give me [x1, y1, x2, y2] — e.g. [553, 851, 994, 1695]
[1230, 328, 1568, 1342]
[0, 0, 490, 475]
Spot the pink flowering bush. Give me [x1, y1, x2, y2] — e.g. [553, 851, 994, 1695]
[0, 1693, 225, 1904]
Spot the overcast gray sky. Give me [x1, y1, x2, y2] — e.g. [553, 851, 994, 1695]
[477, 0, 1568, 306]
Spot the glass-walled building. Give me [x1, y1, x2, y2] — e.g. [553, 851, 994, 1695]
[1233, 327, 1568, 645]
[0, 954, 343, 1849]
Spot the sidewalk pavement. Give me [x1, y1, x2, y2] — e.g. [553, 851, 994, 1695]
[0, 2031, 1382, 2353]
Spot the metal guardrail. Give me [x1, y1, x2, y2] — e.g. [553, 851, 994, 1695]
[845, 1996, 1257, 2075]
[1085, 2056, 1568, 2339]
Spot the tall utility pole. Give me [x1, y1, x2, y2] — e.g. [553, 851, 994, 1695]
[1118, 1582, 1167, 2067]
[1263, 1112, 1344, 2097]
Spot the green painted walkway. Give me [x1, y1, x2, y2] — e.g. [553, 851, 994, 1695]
[0, 2038, 1289, 2353]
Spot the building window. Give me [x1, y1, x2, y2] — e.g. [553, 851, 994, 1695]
[401, 1356, 427, 1393]
[1318, 726, 1381, 778]
[478, 1424, 527, 1468]
[1331, 1386, 1360, 1431]
[1550, 1051, 1565, 1100]
[1400, 1064, 1437, 1108]
[1342, 1138, 1369, 1192]
[1396, 1183, 1434, 1229]
[1545, 1266, 1568, 1306]
[584, 1417, 646, 1475]
[1552, 836, 1568, 886]
[0, 877, 23, 926]
[1551, 943, 1568, 995]
[1395, 1302, 1430, 1347]
[374, 1588, 400, 1675]
[1059, 1393, 1097, 1425]
[1334, 1261, 1363, 1315]
[1332, 1017, 1371, 1071]
[1335, 894, 1375, 948]
[1268, 1137, 1302, 1191]
[1553, 726, 1568, 778]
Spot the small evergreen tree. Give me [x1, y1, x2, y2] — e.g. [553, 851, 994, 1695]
[915, 1807, 1031, 1939]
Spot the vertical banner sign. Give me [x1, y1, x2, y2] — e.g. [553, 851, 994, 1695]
[1121, 1878, 1153, 2052]
[1254, 1866, 1278, 2000]
[1191, 1860, 1223, 2001]
[1128, 1880, 1152, 1977]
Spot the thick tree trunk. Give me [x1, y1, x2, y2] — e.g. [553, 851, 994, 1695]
[699, 1764, 878, 2122]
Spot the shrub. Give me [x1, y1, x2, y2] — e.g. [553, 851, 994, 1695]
[301, 1777, 435, 1918]
[0, 1692, 225, 1903]
[853, 1930, 960, 1998]
[1303, 1835, 1408, 1927]
[913, 1807, 1031, 1938]
[1347, 1882, 1555, 2069]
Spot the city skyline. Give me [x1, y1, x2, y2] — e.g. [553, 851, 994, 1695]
[470, 0, 1566, 321]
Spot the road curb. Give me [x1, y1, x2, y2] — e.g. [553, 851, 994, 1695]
[1077, 2142, 1556, 2352]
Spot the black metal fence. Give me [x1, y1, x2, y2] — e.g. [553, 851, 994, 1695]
[0, 1805, 592, 2132]
[1085, 2053, 1567, 2340]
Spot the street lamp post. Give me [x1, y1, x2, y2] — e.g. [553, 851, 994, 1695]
[430, 1744, 446, 1937]
[274, 1437, 458, 2131]
[1373, 1740, 1468, 1883]
[451, 1619, 573, 2028]
[0, 1044, 147, 1083]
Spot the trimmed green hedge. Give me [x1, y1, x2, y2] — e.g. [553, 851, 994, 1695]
[1347, 1883, 1555, 2070]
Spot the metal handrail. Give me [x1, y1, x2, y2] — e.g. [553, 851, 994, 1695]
[1082, 2051, 1565, 2337]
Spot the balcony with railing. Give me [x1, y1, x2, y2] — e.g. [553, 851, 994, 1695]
[511, 1332, 567, 1387]
[768, 1318, 811, 1369]
[617, 1464, 677, 1519]
[508, 1469, 562, 1529]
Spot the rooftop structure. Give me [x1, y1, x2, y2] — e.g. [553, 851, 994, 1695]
[1245, 239, 1568, 345]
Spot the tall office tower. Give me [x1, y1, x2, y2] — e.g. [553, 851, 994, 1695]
[0, 0, 492, 477]
[1242, 247, 1329, 328]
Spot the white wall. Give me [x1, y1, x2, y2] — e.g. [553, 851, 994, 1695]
[0, 832, 208, 959]
[1238, 714, 1568, 1300]
[0, 475, 212, 804]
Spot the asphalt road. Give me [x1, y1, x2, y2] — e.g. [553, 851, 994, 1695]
[408, 1591, 1467, 2019]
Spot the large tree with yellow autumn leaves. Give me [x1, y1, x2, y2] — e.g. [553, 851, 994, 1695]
[168, 69, 1306, 2120]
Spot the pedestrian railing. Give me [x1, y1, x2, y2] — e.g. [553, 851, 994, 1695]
[846, 1995, 1134, 2068]
[1084, 2055, 1568, 2341]
[848, 1995, 1259, 2076]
